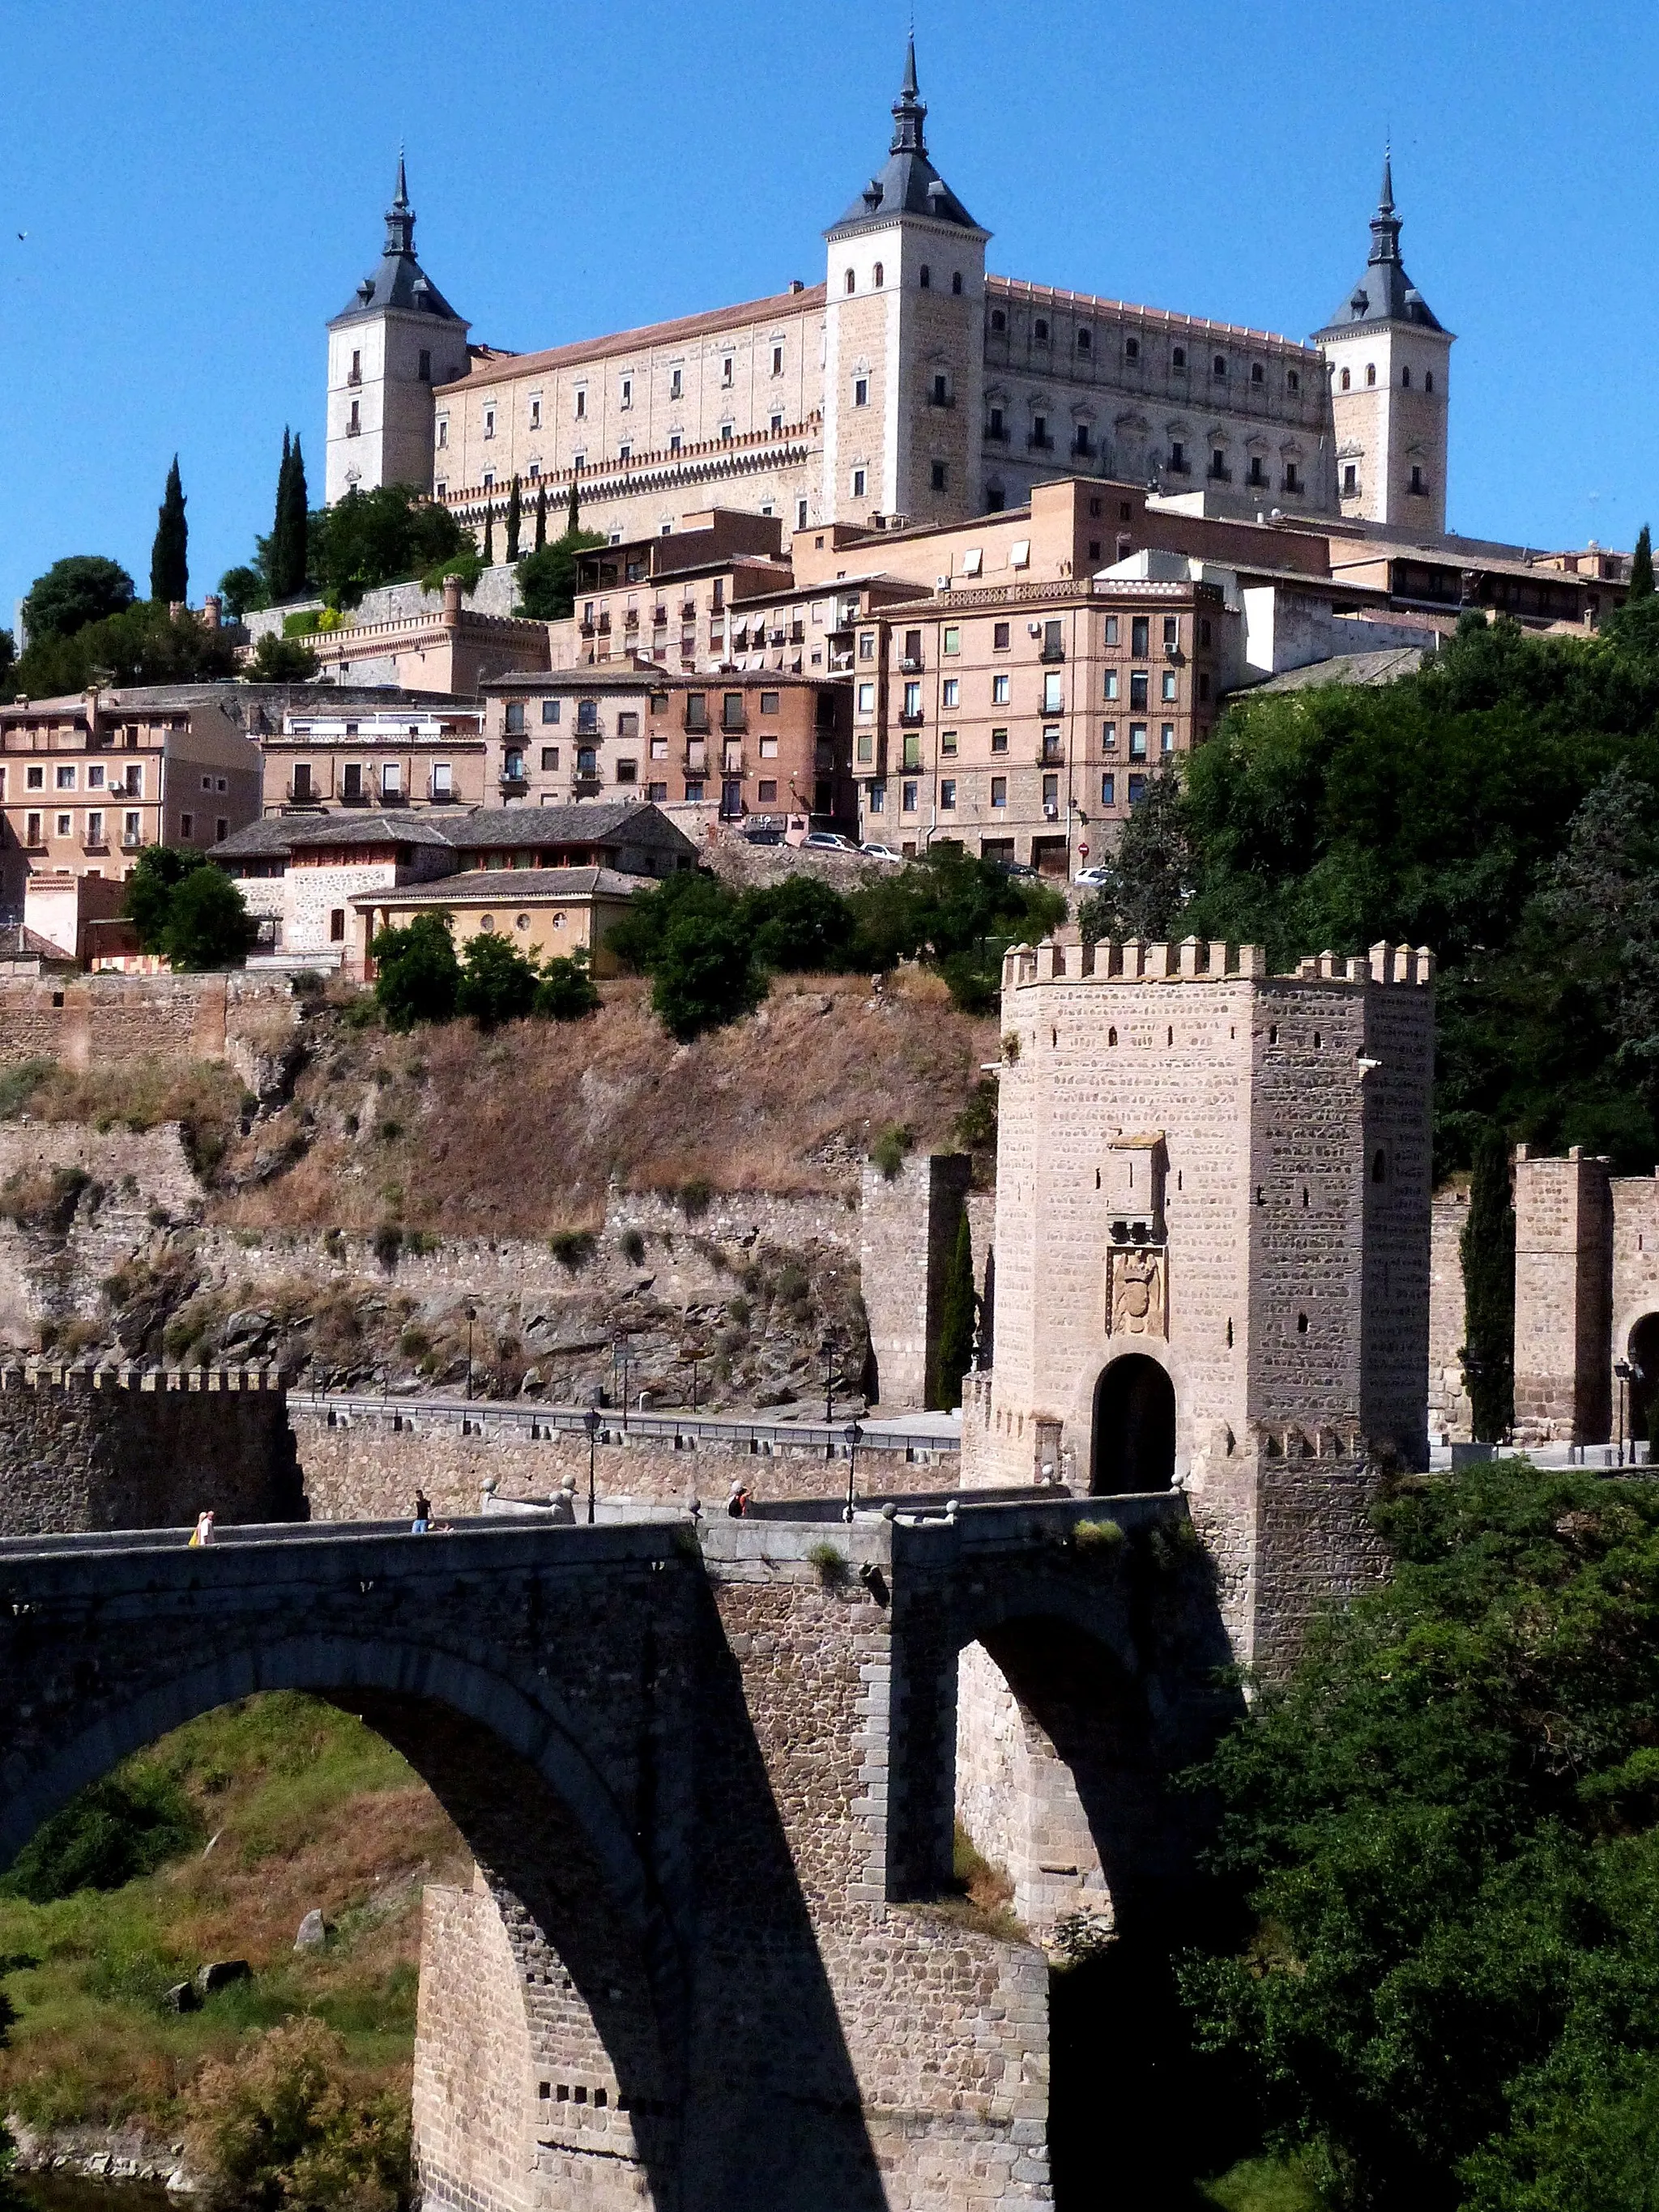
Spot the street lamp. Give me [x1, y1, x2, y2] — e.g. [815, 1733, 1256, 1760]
[1615, 1357, 1643, 1467]
[843, 1420, 864, 1524]
[464, 1304, 477, 1402]
[583, 1404, 601, 1524]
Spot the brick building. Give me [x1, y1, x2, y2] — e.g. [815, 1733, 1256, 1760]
[258, 703, 487, 815]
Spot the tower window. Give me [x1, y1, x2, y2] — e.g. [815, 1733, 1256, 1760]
[418, 348, 431, 381]
[1213, 353, 1226, 377]
[1034, 318, 1049, 343]
[1340, 367, 1351, 390]
[1366, 363, 1376, 386]
[1124, 335, 1139, 360]
[437, 417, 449, 448]
[1251, 361, 1263, 382]
[845, 268, 855, 294]
[722, 356, 733, 385]
[1410, 465, 1427, 496]
[574, 388, 586, 418]
[873, 262, 884, 288]
[528, 397, 541, 428]
[1343, 463, 1358, 497]
[931, 460, 948, 491]
[1401, 364, 1411, 388]
[1171, 345, 1185, 368]
[670, 367, 683, 398]
[852, 467, 867, 498]
[772, 345, 783, 374]
[1425, 369, 1435, 393]
[484, 406, 496, 437]
[348, 399, 360, 434]
[1077, 326, 1092, 354]
[990, 307, 1006, 332]
[952, 271, 963, 294]
[854, 377, 868, 407]
[621, 377, 633, 408]
[1288, 369, 1300, 391]
[919, 264, 931, 289]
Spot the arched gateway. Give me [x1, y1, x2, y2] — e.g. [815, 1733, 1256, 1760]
[1092, 1354, 1177, 1494]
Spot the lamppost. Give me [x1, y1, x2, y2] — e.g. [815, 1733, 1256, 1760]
[464, 1304, 477, 1402]
[583, 1404, 601, 1525]
[843, 1420, 863, 1524]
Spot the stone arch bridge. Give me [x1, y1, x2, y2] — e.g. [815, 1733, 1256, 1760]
[0, 1494, 1228, 2212]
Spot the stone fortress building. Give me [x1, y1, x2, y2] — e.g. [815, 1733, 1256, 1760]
[961, 931, 1435, 1670]
[327, 43, 1451, 545]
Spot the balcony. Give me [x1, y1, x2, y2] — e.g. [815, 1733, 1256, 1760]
[579, 620, 596, 637]
[345, 421, 361, 438]
[1166, 457, 1191, 477]
[721, 714, 748, 735]
[898, 710, 926, 728]
[339, 785, 371, 806]
[684, 713, 710, 736]
[1027, 432, 1055, 452]
[498, 771, 528, 795]
[927, 390, 956, 409]
[899, 655, 923, 672]
[1038, 744, 1064, 767]
[288, 781, 316, 803]
[573, 775, 603, 797]
[346, 368, 363, 387]
[983, 421, 1009, 444]
[1039, 642, 1066, 664]
[1207, 462, 1232, 484]
[1072, 437, 1095, 460]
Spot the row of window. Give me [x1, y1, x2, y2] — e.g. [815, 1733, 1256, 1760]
[1337, 363, 1435, 393]
[1340, 462, 1431, 498]
[460, 344, 796, 448]
[868, 721, 1176, 765]
[842, 263, 966, 295]
[501, 692, 784, 735]
[10, 761, 146, 795]
[867, 773, 1149, 815]
[985, 313, 1303, 391]
[289, 763, 453, 801]
[503, 735, 787, 777]
[23, 809, 153, 846]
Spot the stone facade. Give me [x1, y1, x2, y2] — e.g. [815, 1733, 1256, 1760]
[0, 970, 296, 1078]
[1513, 1146, 1614, 1444]
[962, 932, 1435, 1672]
[859, 1152, 972, 1409]
[1427, 1185, 1473, 1443]
[0, 1362, 298, 1535]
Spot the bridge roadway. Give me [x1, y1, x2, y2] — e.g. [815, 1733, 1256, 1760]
[0, 1490, 1228, 2212]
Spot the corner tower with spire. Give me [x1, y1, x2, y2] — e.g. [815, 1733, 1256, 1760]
[325, 157, 471, 505]
[821, 40, 991, 528]
[1313, 153, 1452, 534]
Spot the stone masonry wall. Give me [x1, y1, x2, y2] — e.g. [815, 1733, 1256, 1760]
[859, 1153, 971, 1410]
[1428, 1185, 1472, 1443]
[0, 972, 296, 1080]
[414, 1875, 535, 2212]
[1514, 1148, 1614, 1444]
[0, 1363, 299, 1535]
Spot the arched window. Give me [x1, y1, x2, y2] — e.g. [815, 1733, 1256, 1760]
[873, 261, 885, 288]
[1401, 364, 1411, 388]
[1251, 361, 1264, 383]
[844, 268, 855, 295]
[919, 264, 931, 290]
[1077, 326, 1092, 354]
[1340, 367, 1351, 390]
[1034, 317, 1050, 343]
[1425, 369, 1435, 394]
[1213, 353, 1226, 377]
[1366, 362, 1376, 386]
[1371, 1148, 1388, 1184]
[952, 271, 963, 295]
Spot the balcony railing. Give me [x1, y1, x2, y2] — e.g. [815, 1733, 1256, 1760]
[1039, 643, 1066, 663]
[346, 369, 363, 387]
[684, 714, 710, 735]
[983, 422, 1009, 443]
[1027, 433, 1055, 451]
[928, 391, 956, 409]
[898, 710, 925, 728]
[498, 771, 528, 793]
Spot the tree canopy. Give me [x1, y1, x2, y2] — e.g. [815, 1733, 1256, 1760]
[20, 555, 136, 645]
[1104, 604, 1659, 1172]
[1179, 1460, 1659, 2212]
[309, 485, 466, 609]
[121, 847, 253, 970]
[149, 454, 188, 605]
[514, 529, 607, 622]
[15, 602, 238, 699]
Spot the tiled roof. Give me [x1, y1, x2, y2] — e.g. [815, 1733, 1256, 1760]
[1252, 646, 1432, 693]
[454, 804, 696, 853]
[433, 284, 827, 393]
[348, 866, 642, 906]
[211, 811, 459, 859]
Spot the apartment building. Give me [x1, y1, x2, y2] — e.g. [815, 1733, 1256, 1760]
[483, 670, 855, 837]
[259, 706, 488, 815]
[862, 578, 1231, 872]
[0, 688, 262, 914]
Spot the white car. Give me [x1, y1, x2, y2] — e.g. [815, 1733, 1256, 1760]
[798, 829, 862, 854]
[1073, 865, 1113, 889]
[859, 842, 906, 864]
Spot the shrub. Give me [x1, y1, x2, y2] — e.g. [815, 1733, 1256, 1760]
[0, 1165, 89, 1233]
[533, 949, 600, 1021]
[808, 1541, 849, 1588]
[308, 484, 466, 610]
[1073, 1517, 1125, 1554]
[744, 876, 859, 973]
[454, 930, 539, 1030]
[650, 910, 766, 1041]
[372, 913, 459, 1030]
[678, 1178, 714, 1221]
[0, 1060, 51, 1120]
[512, 529, 606, 621]
[618, 1228, 646, 1264]
[870, 1123, 913, 1181]
[186, 2017, 412, 2212]
[247, 632, 319, 682]
[548, 1229, 595, 1269]
[1, 1764, 201, 1902]
[371, 1224, 403, 1272]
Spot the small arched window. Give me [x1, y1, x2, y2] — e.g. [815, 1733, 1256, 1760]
[919, 264, 931, 290]
[1213, 353, 1227, 377]
[844, 268, 855, 295]
[991, 307, 1006, 332]
[873, 261, 885, 288]
[1424, 369, 1435, 393]
[1340, 367, 1351, 391]
[1401, 364, 1411, 388]
[1034, 317, 1050, 343]
[1077, 326, 1092, 354]
[1366, 362, 1377, 387]
[1371, 1148, 1388, 1184]
[1171, 345, 1185, 369]
[1107, 1026, 1118, 1047]
[952, 271, 963, 295]
[1251, 361, 1264, 383]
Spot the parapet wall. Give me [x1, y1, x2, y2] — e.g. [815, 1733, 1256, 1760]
[0, 971, 297, 1086]
[1000, 933, 1435, 991]
[0, 1362, 300, 1536]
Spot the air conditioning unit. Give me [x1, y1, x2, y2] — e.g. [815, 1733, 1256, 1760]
[901, 656, 923, 671]
[1043, 801, 1060, 820]
[1027, 621, 1043, 637]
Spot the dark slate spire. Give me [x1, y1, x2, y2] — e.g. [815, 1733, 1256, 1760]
[828, 37, 983, 236]
[1315, 147, 1444, 335]
[332, 151, 467, 328]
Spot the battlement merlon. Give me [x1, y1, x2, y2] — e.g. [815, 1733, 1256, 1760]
[0, 1362, 288, 1395]
[1000, 936, 1435, 994]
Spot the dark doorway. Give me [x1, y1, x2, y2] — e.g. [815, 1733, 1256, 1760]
[1092, 1355, 1175, 1494]
[1630, 1315, 1659, 1454]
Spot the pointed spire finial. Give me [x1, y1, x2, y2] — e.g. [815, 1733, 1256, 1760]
[1367, 143, 1401, 266]
[891, 30, 927, 154]
[383, 150, 416, 257]
[394, 144, 409, 211]
[1379, 139, 1394, 216]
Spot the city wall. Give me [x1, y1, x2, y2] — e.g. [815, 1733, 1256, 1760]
[0, 972, 299, 1095]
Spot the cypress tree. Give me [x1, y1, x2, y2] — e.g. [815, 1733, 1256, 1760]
[1460, 1127, 1516, 1443]
[534, 482, 548, 552]
[283, 434, 309, 597]
[566, 475, 580, 535]
[482, 504, 495, 566]
[932, 1212, 976, 1412]
[150, 454, 189, 605]
[505, 475, 522, 564]
[1631, 523, 1654, 601]
[270, 430, 292, 603]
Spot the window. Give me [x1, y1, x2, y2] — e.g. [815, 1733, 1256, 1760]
[616, 759, 638, 784]
[1102, 615, 1120, 647]
[919, 264, 931, 289]
[1077, 326, 1092, 355]
[941, 677, 959, 708]
[437, 417, 449, 449]
[577, 745, 598, 778]
[349, 347, 360, 382]
[1401, 364, 1411, 388]
[797, 498, 809, 530]
[25, 764, 43, 791]
[1288, 369, 1300, 392]
[859, 631, 876, 660]
[943, 625, 961, 655]
[1340, 367, 1351, 391]
[770, 412, 783, 434]
[953, 271, 963, 294]
[215, 817, 227, 842]
[852, 467, 867, 498]
[123, 811, 140, 843]
[759, 735, 778, 759]
[348, 399, 360, 434]
[932, 371, 951, 405]
[901, 780, 918, 811]
[87, 764, 104, 791]
[1129, 724, 1148, 758]
[24, 812, 41, 845]
[1162, 670, 1177, 701]
[854, 377, 868, 407]
[56, 764, 75, 790]
[1425, 369, 1435, 394]
[760, 691, 779, 714]
[988, 621, 1009, 652]
[990, 776, 1008, 808]
[618, 442, 631, 462]
[648, 782, 668, 802]
[940, 729, 958, 757]
[292, 762, 313, 801]
[991, 307, 1006, 331]
[902, 680, 922, 718]
[1161, 724, 1175, 753]
[1251, 361, 1264, 383]
[1129, 671, 1149, 710]
[1043, 671, 1063, 713]
[1283, 461, 1302, 494]
[1247, 455, 1265, 486]
[931, 460, 947, 491]
[872, 262, 884, 288]
[684, 778, 705, 802]
[985, 481, 1006, 510]
[1172, 345, 1186, 369]
[1209, 447, 1228, 480]
[1102, 721, 1117, 750]
[992, 673, 1010, 704]
[940, 778, 957, 810]
[1103, 670, 1119, 702]
[1343, 463, 1358, 497]
[1213, 353, 1226, 378]
[505, 701, 526, 735]
[577, 699, 599, 734]
[342, 763, 364, 800]
[621, 377, 633, 409]
[483, 468, 495, 489]
[617, 712, 640, 739]
[432, 763, 452, 799]
[670, 367, 683, 399]
[1169, 439, 1187, 474]
[1101, 773, 1115, 806]
[757, 778, 778, 803]
[574, 386, 587, 418]
[1366, 363, 1377, 386]
[484, 405, 497, 438]
[991, 727, 1009, 754]
[1043, 774, 1059, 810]
[330, 909, 346, 943]
[722, 356, 733, 385]
[868, 782, 886, 812]
[1410, 465, 1427, 496]
[180, 812, 194, 838]
[86, 810, 104, 843]
[987, 404, 1005, 438]
[1034, 318, 1049, 343]
[1131, 616, 1149, 657]
[722, 692, 744, 731]
[383, 762, 403, 797]
[1128, 774, 1146, 805]
[845, 268, 855, 294]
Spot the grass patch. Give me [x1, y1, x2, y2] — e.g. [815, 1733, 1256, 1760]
[1199, 2155, 1324, 2211]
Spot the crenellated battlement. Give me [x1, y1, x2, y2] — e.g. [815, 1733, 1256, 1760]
[1002, 936, 1435, 991]
[0, 1361, 286, 1396]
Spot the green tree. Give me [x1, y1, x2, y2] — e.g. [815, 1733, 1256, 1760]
[282, 434, 310, 595]
[150, 454, 189, 604]
[454, 929, 539, 1029]
[650, 908, 766, 1041]
[1077, 765, 1193, 942]
[0, 629, 13, 698]
[308, 485, 465, 608]
[744, 875, 859, 971]
[534, 481, 548, 552]
[505, 475, 522, 564]
[482, 504, 495, 567]
[847, 843, 1064, 1008]
[16, 602, 237, 697]
[267, 428, 295, 603]
[0, 1765, 200, 1902]
[21, 554, 135, 642]
[514, 528, 604, 620]
[1461, 1127, 1516, 1441]
[1631, 522, 1654, 602]
[534, 950, 600, 1020]
[607, 868, 740, 974]
[218, 565, 267, 620]
[121, 845, 211, 953]
[371, 912, 460, 1029]
[566, 475, 580, 534]
[162, 866, 255, 970]
[247, 632, 321, 682]
[1179, 1461, 1659, 2212]
[932, 1211, 975, 1410]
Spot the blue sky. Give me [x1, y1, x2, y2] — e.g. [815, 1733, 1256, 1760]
[2, 0, 1653, 629]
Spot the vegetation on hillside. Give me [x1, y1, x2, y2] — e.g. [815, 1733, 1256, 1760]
[1083, 602, 1659, 1174]
[369, 914, 599, 1034]
[122, 847, 255, 972]
[0, 1692, 464, 2193]
[12, 602, 239, 700]
[1178, 1461, 1659, 2211]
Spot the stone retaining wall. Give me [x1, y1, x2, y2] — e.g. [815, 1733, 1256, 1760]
[0, 971, 297, 1082]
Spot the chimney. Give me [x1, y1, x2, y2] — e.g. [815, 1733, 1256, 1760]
[790, 278, 804, 294]
[203, 595, 222, 630]
[442, 577, 463, 620]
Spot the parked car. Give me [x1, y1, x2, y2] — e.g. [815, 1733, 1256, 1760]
[988, 857, 1041, 880]
[799, 830, 862, 854]
[1073, 865, 1113, 889]
[740, 825, 784, 846]
[859, 842, 906, 864]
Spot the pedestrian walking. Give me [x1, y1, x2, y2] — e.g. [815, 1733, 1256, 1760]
[189, 1510, 215, 1546]
[727, 1481, 751, 1519]
[549, 1475, 578, 1524]
[412, 1492, 433, 1533]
